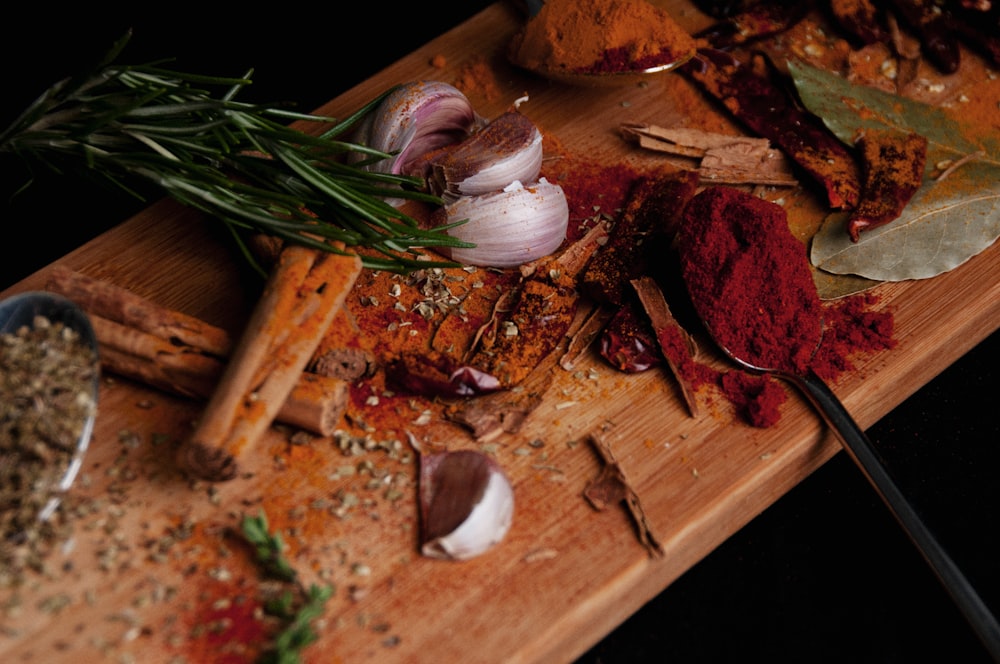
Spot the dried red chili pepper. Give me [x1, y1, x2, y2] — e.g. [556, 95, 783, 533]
[598, 301, 662, 373]
[385, 350, 502, 397]
[695, 0, 811, 49]
[579, 169, 699, 306]
[689, 0, 753, 19]
[681, 48, 862, 210]
[946, 0, 1000, 68]
[847, 129, 928, 241]
[886, 0, 962, 73]
[829, 0, 889, 45]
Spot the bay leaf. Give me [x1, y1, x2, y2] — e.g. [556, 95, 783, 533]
[788, 60, 1000, 281]
[811, 161, 1000, 280]
[811, 262, 881, 300]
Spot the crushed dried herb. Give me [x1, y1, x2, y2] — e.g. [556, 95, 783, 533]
[1, 314, 98, 583]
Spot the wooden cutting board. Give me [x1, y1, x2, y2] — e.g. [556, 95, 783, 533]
[3, 2, 999, 662]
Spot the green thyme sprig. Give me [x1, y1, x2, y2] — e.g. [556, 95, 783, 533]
[0, 31, 472, 275]
[241, 510, 333, 664]
[241, 509, 298, 583]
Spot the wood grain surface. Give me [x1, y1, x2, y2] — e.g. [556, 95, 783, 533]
[2, 2, 999, 662]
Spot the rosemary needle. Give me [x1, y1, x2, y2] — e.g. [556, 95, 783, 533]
[0, 31, 472, 275]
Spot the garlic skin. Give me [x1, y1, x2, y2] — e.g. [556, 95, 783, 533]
[359, 80, 481, 179]
[419, 449, 515, 561]
[428, 111, 544, 202]
[438, 178, 570, 268]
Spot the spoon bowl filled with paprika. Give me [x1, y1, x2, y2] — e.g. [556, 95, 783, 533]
[675, 186, 1000, 658]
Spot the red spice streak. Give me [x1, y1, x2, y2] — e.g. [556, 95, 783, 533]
[543, 156, 639, 242]
[183, 587, 271, 663]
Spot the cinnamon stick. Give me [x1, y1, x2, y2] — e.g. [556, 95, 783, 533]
[630, 276, 700, 417]
[47, 265, 231, 356]
[45, 268, 350, 438]
[177, 243, 362, 481]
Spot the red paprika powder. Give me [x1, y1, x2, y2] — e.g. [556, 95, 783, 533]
[668, 185, 895, 428]
[675, 186, 823, 376]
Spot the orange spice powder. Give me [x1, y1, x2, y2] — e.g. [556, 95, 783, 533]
[508, 0, 697, 75]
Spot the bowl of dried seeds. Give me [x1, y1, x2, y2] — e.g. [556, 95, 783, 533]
[1, 291, 100, 548]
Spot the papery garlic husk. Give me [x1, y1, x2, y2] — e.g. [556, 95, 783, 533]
[437, 178, 570, 268]
[419, 449, 514, 561]
[427, 111, 544, 202]
[357, 80, 482, 179]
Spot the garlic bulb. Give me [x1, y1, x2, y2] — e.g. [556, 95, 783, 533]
[437, 178, 570, 268]
[358, 80, 481, 179]
[427, 111, 544, 201]
[419, 449, 514, 561]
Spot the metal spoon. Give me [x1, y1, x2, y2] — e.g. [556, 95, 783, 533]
[509, 0, 695, 87]
[709, 332, 1000, 659]
[0, 291, 100, 523]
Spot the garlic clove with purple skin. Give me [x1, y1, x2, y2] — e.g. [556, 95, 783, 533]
[436, 178, 570, 268]
[427, 111, 544, 202]
[419, 449, 514, 561]
[359, 80, 483, 179]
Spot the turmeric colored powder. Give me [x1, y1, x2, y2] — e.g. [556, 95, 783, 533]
[509, 0, 696, 75]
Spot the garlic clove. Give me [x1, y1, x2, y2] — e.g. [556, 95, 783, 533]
[360, 81, 482, 179]
[419, 449, 514, 561]
[427, 111, 544, 201]
[437, 178, 570, 268]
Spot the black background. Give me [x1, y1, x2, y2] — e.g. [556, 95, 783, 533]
[2, 4, 997, 662]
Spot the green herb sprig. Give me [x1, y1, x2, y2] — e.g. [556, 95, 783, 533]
[0, 31, 472, 275]
[241, 510, 334, 664]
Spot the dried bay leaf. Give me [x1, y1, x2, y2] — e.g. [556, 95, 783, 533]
[812, 163, 1000, 280]
[787, 60, 986, 153]
[788, 60, 1000, 281]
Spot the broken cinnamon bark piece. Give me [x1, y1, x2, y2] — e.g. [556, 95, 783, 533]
[586, 430, 663, 557]
[621, 124, 797, 186]
[630, 276, 701, 417]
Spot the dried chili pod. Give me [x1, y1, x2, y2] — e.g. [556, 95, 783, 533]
[830, 0, 890, 45]
[681, 48, 862, 210]
[385, 350, 502, 397]
[885, 0, 962, 73]
[695, 0, 811, 50]
[945, 0, 1000, 68]
[579, 170, 700, 306]
[598, 300, 662, 374]
[689, 0, 756, 19]
[847, 129, 928, 241]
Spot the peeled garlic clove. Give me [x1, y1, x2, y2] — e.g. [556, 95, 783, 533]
[437, 178, 570, 268]
[428, 111, 544, 201]
[362, 80, 481, 178]
[419, 449, 514, 561]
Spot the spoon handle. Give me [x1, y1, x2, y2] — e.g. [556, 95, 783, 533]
[791, 370, 1000, 659]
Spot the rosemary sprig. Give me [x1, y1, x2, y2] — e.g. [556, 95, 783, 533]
[0, 31, 472, 274]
